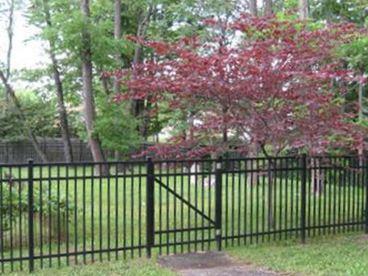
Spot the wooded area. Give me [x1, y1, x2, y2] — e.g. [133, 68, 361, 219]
[0, 0, 367, 163]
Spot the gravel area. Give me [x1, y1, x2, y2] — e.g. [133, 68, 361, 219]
[158, 251, 282, 276]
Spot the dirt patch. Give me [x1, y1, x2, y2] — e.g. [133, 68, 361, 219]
[355, 234, 368, 248]
[158, 251, 282, 276]
[356, 234, 368, 242]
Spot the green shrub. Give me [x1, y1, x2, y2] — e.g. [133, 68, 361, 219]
[0, 174, 76, 248]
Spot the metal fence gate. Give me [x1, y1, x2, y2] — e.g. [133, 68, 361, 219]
[146, 159, 222, 256]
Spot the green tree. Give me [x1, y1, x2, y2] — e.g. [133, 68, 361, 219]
[0, 91, 59, 141]
[95, 97, 140, 156]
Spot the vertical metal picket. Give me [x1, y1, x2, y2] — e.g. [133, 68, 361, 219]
[28, 159, 35, 272]
[301, 154, 307, 243]
[146, 158, 155, 257]
[215, 157, 223, 251]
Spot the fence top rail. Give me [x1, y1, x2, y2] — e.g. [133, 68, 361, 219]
[0, 160, 148, 167]
[0, 154, 366, 167]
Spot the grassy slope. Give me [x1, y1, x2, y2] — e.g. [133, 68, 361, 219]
[227, 233, 368, 275]
[22, 233, 368, 275]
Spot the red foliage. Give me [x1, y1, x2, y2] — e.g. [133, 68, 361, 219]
[114, 15, 367, 158]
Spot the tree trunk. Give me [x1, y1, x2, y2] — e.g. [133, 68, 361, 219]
[42, 0, 73, 162]
[222, 107, 228, 144]
[131, 43, 145, 118]
[359, 81, 364, 122]
[113, 0, 122, 159]
[131, 5, 153, 140]
[299, 0, 309, 20]
[311, 157, 324, 195]
[0, 70, 48, 162]
[264, 0, 273, 15]
[5, 0, 15, 102]
[98, 67, 111, 95]
[6, 0, 14, 81]
[249, 0, 257, 16]
[247, 142, 260, 186]
[187, 111, 194, 141]
[80, 0, 107, 174]
[358, 81, 364, 176]
[113, 0, 122, 95]
[267, 160, 275, 228]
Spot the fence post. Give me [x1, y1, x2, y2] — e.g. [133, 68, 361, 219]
[215, 157, 223, 251]
[28, 159, 35, 272]
[300, 154, 307, 244]
[146, 157, 155, 258]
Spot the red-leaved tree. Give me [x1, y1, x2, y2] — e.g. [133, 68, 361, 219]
[112, 15, 367, 159]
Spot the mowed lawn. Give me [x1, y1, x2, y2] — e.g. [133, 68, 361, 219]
[0, 163, 366, 273]
[227, 233, 368, 276]
[6, 233, 368, 275]
[7, 257, 175, 276]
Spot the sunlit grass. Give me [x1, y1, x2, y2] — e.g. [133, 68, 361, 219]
[227, 233, 368, 276]
[8, 257, 176, 276]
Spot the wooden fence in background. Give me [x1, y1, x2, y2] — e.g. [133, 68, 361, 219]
[0, 138, 151, 163]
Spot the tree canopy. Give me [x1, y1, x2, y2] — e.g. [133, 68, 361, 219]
[115, 15, 367, 158]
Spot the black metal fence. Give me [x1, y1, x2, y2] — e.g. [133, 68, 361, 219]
[0, 155, 367, 273]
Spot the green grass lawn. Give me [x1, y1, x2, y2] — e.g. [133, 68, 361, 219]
[227, 233, 368, 275]
[10, 233, 368, 276]
[6, 233, 368, 276]
[9, 257, 175, 276]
